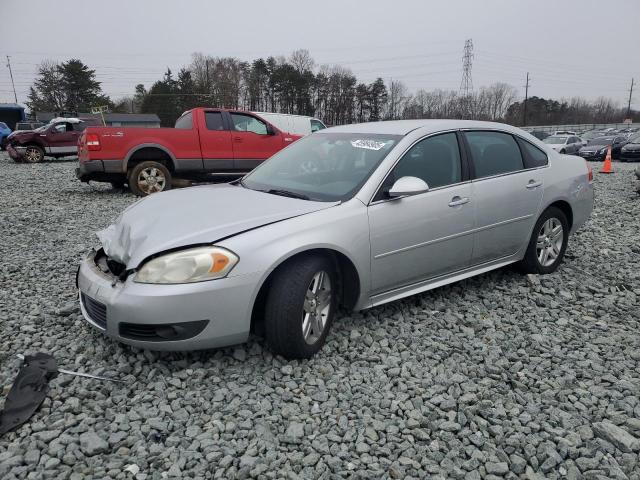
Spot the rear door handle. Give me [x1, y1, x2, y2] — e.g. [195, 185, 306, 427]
[448, 196, 470, 207]
[526, 180, 543, 189]
[233, 137, 243, 143]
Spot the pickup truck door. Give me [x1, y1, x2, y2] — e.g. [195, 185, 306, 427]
[228, 112, 291, 171]
[44, 122, 79, 155]
[198, 110, 234, 171]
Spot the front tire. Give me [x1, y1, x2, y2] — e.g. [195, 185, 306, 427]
[264, 255, 338, 359]
[23, 145, 45, 163]
[127, 161, 172, 196]
[519, 207, 569, 274]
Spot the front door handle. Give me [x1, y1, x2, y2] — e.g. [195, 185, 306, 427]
[448, 196, 470, 207]
[526, 180, 543, 189]
[233, 137, 243, 143]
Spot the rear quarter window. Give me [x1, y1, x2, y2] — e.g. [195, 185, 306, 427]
[517, 138, 549, 168]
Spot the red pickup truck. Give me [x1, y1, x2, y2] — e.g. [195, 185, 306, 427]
[77, 108, 302, 195]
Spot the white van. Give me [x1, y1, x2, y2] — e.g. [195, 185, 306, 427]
[253, 112, 327, 136]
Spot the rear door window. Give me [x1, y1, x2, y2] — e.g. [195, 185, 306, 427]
[205, 112, 225, 131]
[464, 131, 524, 178]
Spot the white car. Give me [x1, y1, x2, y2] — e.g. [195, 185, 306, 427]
[252, 112, 326, 136]
[543, 135, 583, 154]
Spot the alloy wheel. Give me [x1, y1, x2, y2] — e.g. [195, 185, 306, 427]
[536, 218, 564, 267]
[137, 167, 166, 194]
[24, 147, 42, 163]
[302, 270, 332, 345]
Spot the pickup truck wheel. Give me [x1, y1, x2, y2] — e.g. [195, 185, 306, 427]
[264, 255, 337, 359]
[128, 161, 172, 196]
[23, 145, 45, 163]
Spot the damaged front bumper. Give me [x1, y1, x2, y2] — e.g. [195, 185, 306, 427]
[6, 144, 26, 161]
[77, 250, 261, 351]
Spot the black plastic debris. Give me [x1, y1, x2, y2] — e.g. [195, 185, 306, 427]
[0, 353, 58, 436]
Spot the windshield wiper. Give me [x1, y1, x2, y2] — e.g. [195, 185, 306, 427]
[266, 189, 310, 200]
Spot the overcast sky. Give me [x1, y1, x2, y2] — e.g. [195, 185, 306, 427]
[1, 0, 638, 108]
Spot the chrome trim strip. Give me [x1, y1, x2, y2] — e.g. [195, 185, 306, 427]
[373, 213, 533, 259]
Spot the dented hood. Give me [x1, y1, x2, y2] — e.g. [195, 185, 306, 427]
[97, 183, 337, 268]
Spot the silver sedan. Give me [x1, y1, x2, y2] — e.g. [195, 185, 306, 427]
[77, 120, 594, 358]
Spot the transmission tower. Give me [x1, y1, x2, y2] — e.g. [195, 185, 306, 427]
[459, 39, 474, 96]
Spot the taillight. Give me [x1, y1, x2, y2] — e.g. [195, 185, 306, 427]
[585, 160, 593, 182]
[86, 133, 101, 151]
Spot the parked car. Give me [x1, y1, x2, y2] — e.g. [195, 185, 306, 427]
[77, 120, 594, 359]
[76, 108, 303, 196]
[620, 138, 640, 162]
[0, 122, 11, 150]
[543, 135, 583, 154]
[252, 112, 326, 136]
[6, 118, 89, 163]
[529, 130, 550, 140]
[578, 136, 628, 160]
[581, 130, 606, 144]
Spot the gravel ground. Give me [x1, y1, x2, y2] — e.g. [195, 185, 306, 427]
[0, 152, 639, 480]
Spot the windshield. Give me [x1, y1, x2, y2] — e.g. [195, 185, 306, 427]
[241, 132, 402, 202]
[544, 136, 567, 144]
[34, 125, 49, 132]
[589, 137, 614, 145]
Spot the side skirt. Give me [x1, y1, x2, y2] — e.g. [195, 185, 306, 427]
[366, 254, 520, 309]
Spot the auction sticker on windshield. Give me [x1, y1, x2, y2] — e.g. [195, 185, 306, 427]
[351, 139, 388, 150]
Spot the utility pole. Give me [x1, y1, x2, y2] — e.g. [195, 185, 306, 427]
[523, 72, 530, 127]
[627, 78, 634, 119]
[389, 77, 394, 120]
[6, 56, 18, 103]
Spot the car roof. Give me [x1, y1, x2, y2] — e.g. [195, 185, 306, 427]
[321, 119, 527, 136]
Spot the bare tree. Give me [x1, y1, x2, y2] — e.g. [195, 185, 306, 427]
[289, 49, 315, 74]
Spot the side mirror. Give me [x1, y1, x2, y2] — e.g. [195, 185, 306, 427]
[266, 124, 276, 135]
[388, 176, 429, 198]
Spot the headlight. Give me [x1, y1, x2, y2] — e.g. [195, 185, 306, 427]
[134, 246, 238, 284]
[598, 147, 607, 154]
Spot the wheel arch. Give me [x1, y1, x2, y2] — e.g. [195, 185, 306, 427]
[124, 144, 177, 171]
[249, 247, 362, 336]
[545, 199, 573, 230]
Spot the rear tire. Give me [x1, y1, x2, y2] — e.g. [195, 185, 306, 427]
[127, 161, 172, 196]
[23, 145, 45, 163]
[518, 207, 569, 274]
[264, 255, 338, 359]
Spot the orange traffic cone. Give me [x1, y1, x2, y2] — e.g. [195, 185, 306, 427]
[600, 146, 614, 174]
